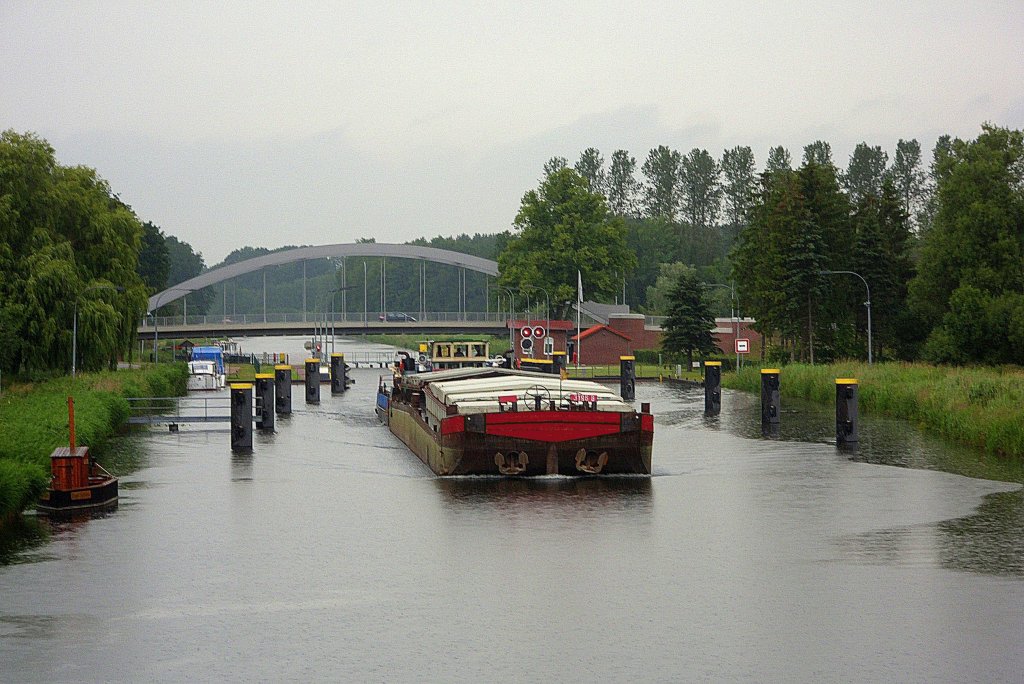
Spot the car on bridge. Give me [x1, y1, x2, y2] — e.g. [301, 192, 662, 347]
[379, 312, 417, 322]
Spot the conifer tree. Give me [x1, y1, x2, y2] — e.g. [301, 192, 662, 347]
[661, 266, 719, 369]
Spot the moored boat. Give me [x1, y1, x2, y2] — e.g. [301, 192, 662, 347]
[37, 397, 118, 514]
[187, 360, 222, 390]
[188, 346, 226, 390]
[377, 366, 653, 476]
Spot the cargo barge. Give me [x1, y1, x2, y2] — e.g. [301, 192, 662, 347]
[376, 366, 653, 476]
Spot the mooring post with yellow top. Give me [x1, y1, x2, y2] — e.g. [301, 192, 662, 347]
[761, 368, 780, 427]
[230, 383, 253, 453]
[704, 361, 722, 415]
[835, 378, 859, 446]
[274, 364, 292, 415]
[254, 373, 275, 432]
[330, 353, 347, 395]
[552, 351, 567, 378]
[305, 358, 320, 404]
[620, 355, 636, 401]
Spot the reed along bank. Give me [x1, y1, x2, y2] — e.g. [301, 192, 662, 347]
[0, 364, 188, 521]
[724, 362, 1024, 464]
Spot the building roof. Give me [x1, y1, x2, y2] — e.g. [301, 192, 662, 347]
[571, 324, 632, 342]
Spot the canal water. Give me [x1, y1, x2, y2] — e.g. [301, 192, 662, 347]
[2, 337, 1023, 682]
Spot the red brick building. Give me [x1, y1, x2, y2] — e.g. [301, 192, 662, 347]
[570, 314, 763, 365]
[571, 314, 661, 365]
[505, 319, 576, 362]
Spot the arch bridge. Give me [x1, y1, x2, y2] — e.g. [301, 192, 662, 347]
[141, 242, 505, 339]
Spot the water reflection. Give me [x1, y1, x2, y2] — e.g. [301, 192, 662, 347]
[0, 516, 50, 565]
[435, 475, 653, 513]
[939, 489, 1024, 576]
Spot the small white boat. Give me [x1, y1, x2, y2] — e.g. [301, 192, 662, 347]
[187, 360, 225, 391]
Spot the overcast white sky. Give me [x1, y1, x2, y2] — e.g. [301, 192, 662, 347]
[3, 1, 1022, 265]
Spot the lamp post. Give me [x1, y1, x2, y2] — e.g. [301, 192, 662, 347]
[500, 288, 516, 350]
[73, 284, 124, 377]
[149, 287, 195, 364]
[525, 286, 551, 354]
[705, 282, 738, 370]
[820, 270, 872, 364]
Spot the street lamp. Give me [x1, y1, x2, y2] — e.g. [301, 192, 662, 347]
[524, 286, 551, 354]
[500, 288, 516, 350]
[705, 282, 738, 370]
[73, 284, 124, 377]
[149, 287, 195, 364]
[820, 270, 872, 364]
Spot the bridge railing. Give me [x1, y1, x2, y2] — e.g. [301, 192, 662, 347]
[125, 396, 232, 424]
[140, 311, 512, 328]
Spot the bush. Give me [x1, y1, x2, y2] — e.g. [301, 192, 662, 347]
[0, 363, 189, 520]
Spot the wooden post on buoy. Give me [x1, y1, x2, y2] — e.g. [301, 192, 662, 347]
[274, 364, 292, 415]
[230, 383, 253, 453]
[835, 378, 859, 446]
[704, 361, 722, 415]
[305, 358, 320, 404]
[68, 396, 76, 452]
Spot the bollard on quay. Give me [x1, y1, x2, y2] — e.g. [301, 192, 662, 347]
[230, 383, 253, 453]
[620, 355, 636, 401]
[254, 373, 275, 432]
[835, 378, 859, 446]
[761, 368, 780, 427]
[330, 353, 347, 395]
[704, 361, 722, 415]
[274, 364, 292, 415]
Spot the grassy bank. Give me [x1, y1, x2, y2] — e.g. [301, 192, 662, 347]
[0, 364, 188, 519]
[724, 362, 1024, 459]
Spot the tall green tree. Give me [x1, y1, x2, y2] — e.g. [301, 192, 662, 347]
[624, 217, 673, 310]
[765, 146, 792, 175]
[645, 261, 692, 314]
[137, 221, 169, 292]
[802, 140, 834, 167]
[498, 168, 636, 320]
[542, 156, 568, 177]
[917, 135, 954, 236]
[163, 235, 210, 315]
[606, 149, 640, 218]
[574, 148, 606, 194]
[641, 145, 682, 221]
[844, 143, 889, 205]
[679, 148, 722, 233]
[720, 145, 756, 229]
[885, 139, 926, 228]
[909, 125, 1024, 363]
[661, 266, 719, 368]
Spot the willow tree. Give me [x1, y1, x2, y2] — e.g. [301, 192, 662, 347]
[0, 130, 147, 375]
[498, 168, 636, 320]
